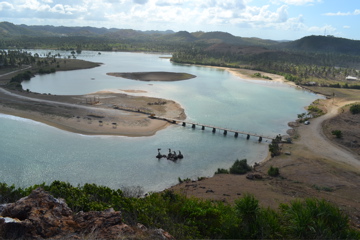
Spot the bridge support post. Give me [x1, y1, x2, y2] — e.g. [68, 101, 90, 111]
[223, 130, 227, 135]
[212, 128, 216, 133]
[234, 132, 238, 138]
[182, 122, 186, 127]
[258, 137, 262, 142]
[247, 134, 250, 140]
[192, 124, 196, 129]
[201, 126, 205, 130]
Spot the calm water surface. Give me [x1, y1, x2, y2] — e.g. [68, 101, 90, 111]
[0, 51, 320, 192]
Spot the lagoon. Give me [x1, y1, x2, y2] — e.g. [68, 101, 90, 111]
[0, 51, 320, 192]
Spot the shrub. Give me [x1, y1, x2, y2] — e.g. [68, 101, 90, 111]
[215, 168, 229, 174]
[308, 105, 324, 116]
[229, 159, 252, 174]
[280, 198, 356, 239]
[268, 166, 280, 177]
[350, 104, 360, 114]
[331, 130, 342, 138]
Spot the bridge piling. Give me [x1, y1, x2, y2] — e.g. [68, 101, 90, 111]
[192, 124, 196, 129]
[223, 130, 227, 135]
[234, 132, 238, 138]
[212, 128, 216, 133]
[247, 134, 250, 140]
[182, 122, 186, 127]
[201, 126, 205, 130]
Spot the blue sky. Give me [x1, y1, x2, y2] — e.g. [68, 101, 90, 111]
[0, 0, 359, 40]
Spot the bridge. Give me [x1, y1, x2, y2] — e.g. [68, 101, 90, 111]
[151, 116, 275, 142]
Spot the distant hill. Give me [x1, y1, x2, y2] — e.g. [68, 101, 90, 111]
[0, 22, 37, 37]
[2, 22, 360, 57]
[158, 31, 197, 42]
[278, 35, 360, 56]
[0, 22, 278, 47]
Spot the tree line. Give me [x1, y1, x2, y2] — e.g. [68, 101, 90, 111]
[172, 48, 360, 87]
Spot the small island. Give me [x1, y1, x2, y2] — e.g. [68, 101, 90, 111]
[107, 71, 196, 81]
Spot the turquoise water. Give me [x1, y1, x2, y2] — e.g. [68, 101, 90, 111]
[1, 51, 320, 192]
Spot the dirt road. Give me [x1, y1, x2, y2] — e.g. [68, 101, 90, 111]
[297, 100, 360, 168]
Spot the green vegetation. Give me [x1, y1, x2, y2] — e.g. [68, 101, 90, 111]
[331, 130, 343, 138]
[253, 72, 272, 80]
[267, 166, 280, 177]
[229, 159, 252, 174]
[350, 104, 360, 114]
[215, 168, 230, 174]
[307, 105, 324, 117]
[214, 159, 252, 175]
[0, 181, 358, 239]
[269, 135, 282, 157]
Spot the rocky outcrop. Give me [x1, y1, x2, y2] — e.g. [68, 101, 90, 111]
[0, 188, 174, 239]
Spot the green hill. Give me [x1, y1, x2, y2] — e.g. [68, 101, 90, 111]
[278, 35, 360, 55]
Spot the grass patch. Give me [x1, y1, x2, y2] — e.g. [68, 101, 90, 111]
[312, 184, 334, 192]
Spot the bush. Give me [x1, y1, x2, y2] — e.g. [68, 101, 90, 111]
[229, 159, 252, 174]
[268, 166, 280, 177]
[350, 104, 360, 114]
[331, 130, 342, 138]
[215, 168, 229, 174]
[280, 198, 357, 239]
[1, 181, 359, 240]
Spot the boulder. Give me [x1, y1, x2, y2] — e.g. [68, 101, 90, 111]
[0, 188, 175, 239]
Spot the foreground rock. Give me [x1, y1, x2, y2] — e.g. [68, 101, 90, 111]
[0, 188, 174, 239]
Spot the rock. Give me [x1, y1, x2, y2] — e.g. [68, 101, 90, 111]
[0, 188, 175, 240]
[153, 228, 176, 240]
[0, 187, 77, 239]
[246, 173, 263, 180]
[74, 208, 134, 239]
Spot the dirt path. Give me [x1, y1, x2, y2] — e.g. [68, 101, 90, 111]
[297, 100, 360, 168]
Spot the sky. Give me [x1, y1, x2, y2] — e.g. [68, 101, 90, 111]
[0, 0, 359, 40]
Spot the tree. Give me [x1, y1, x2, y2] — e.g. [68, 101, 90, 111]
[269, 135, 282, 157]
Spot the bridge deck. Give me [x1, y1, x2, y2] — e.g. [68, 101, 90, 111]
[153, 116, 274, 140]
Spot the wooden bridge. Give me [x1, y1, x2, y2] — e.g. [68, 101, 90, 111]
[151, 116, 275, 142]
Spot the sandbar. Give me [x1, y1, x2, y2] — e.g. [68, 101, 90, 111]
[0, 88, 186, 137]
[107, 71, 196, 81]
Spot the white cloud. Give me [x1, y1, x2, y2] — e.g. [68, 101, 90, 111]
[343, 26, 350, 29]
[323, 9, 360, 16]
[308, 24, 336, 34]
[271, 0, 321, 6]
[0, 2, 14, 11]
